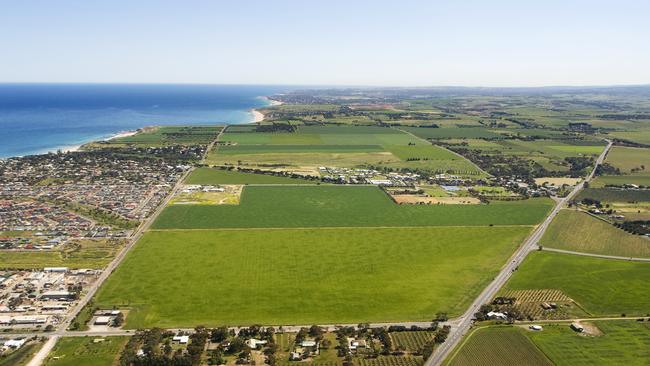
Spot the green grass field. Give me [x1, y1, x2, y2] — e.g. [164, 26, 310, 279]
[604, 146, 650, 175]
[504, 251, 650, 316]
[446, 327, 552, 366]
[95, 226, 531, 328]
[577, 188, 650, 202]
[401, 127, 503, 140]
[44, 337, 128, 366]
[152, 186, 553, 229]
[109, 126, 222, 146]
[0, 240, 122, 269]
[591, 175, 650, 188]
[0, 341, 43, 366]
[185, 168, 317, 184]
[540, 210, 650, 258]
[528, 321, 650, 366]
[216, 144, 386, 154]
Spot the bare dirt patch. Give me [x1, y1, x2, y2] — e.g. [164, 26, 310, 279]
[392, 195, 480, 205]
[577, 322, 604, 337]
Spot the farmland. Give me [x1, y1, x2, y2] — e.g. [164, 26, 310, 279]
[603, 146, 650, 174]
[391, 331, 436, 352]
[540, 210, 650, 258]
[504, 251, 650, 316]
[528, 321, 650, 366]
[577, 188, 650, 202]
[108, 125, 223, 146]
[44, 337, 128, 366]
[152, 186, 553, 229]
[445, 327, 552, 366]
[185, 167, 318, 184]
[0, 239, 123, 269]
[95, 226, 531, 328]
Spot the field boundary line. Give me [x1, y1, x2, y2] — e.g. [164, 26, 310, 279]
[541, 247, 650, 262]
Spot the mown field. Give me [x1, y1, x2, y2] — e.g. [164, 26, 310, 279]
[44, 337, 128, 366]
[603, 146, 650, 174]
[528, 321, 650, 366]
[153, 186, 553, 229]
[446, 326, 552, 366]
[504, 251, 650, 316]
[540, 210, 650, 258]
[401, 127, 503, 140]
[95, 226, 531, 328]
[185, 167, 317, 185]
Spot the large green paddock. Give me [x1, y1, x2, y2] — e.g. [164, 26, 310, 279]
[95, 226, 531, 328]
[604, 146, 650, 174]
[185, 168, 317, 185]
[577, 188, 650, 202]
[528, 321, 650, 366]
[540, 210, 650, 258]
[152, 186, 553, 229]
[504, 251, 650, 316]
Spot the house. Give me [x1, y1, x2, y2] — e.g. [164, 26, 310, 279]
[94, 316, 111, 325]
[571, 322, 584, 332]
[4, 339, 26, 349]
[347, 337, 367, 351]
[301, 340, 317, 348]
[245, 338, 267, 349]
[290, 352, 302, 361]
[172, 335, 189, 344]
[486, 311, 507, 320]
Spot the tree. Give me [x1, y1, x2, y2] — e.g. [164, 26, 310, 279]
[113, 312, 124, 327]
[434, 312, 448, 322]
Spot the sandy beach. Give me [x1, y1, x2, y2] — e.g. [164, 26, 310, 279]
[251, 109, 265, 122]
[105, 130, 138, 141]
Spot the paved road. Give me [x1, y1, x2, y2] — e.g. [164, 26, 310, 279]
[542, 247, 650, 262]
[425, 140, 612, 366]
[25, 336, 58, 366]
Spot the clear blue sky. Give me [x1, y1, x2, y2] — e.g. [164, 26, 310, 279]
[1, 0, 649, 86]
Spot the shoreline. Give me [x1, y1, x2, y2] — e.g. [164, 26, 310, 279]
[2, 97, 276, 159]
[250, 96, 283, 123]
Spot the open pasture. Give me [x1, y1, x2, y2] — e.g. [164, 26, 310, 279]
[577, 188, 650, 202]
[216, 144, 385, 154]
[591, 175, 650, 188]
[44, 337, 128, 366]
[446, 327, 551, 366]
[603, 146, 650, 175]
[95, 226, 531, 328]
[527, 321, 650, 366]
[207, 150, 402, 169]
[540, 209, 650, 258]
[401, 127, 503, 140]
[109, 125, 222, 146]
[504, 251, 650, 316]
[185, 167, 317, 185]
[152, 186, 553, 229]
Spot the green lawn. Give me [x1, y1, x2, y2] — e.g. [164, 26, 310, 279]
[540, 210, 650, 258]
[185, 168, 318, 185]
[95, 226, 531, 328]
[44, 337, 128, 366]
[504, 251, 650, 316]
[528, 321, 650, 366]
[446, 326, 552, 366]
[152, 186, 553, 229]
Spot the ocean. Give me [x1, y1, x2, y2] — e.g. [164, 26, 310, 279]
[0, 84, 286, 158]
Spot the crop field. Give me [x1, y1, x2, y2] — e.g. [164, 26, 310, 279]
[577, 188, 650, 202]
[152, 186, 553, 229]
[95, 226, 531, 328]
[0, 239, 122, 269]
[216, 144, 386, 154]
[207, 151, 402, 168]
[608, 130, 650, 146]
[504, 251, 650, 316]
[603, 146, 650, 174]
[591, 175, 650, 188]
[44, 337, 128, 366]
[446, 327, 552, 366]
[356, 356, 423, 366]
[527, 321, 650, 365]
[185, 167, 317, 184]
[390, 331, 436, 352]
[540, 210, 650, 258]
[109, 126, 222, 146]
[401, 127, 503, 140]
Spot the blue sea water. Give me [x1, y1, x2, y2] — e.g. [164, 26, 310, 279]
[0, 84, 286, 158]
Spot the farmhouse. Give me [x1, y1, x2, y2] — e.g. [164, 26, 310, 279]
[347, 337, 368, 351]
[486, 311, 507, 320]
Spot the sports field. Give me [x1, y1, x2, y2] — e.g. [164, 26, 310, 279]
[185, 167, 318, 185]
[540, 210, 650, 258]
[446, 327, 552, 366]
[528, 321, 650, 366]
[152, 186, 553, 229]
[504, 251, 650, 316]
[44, 337, 128, 366]
[95, 226, 531, 328]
